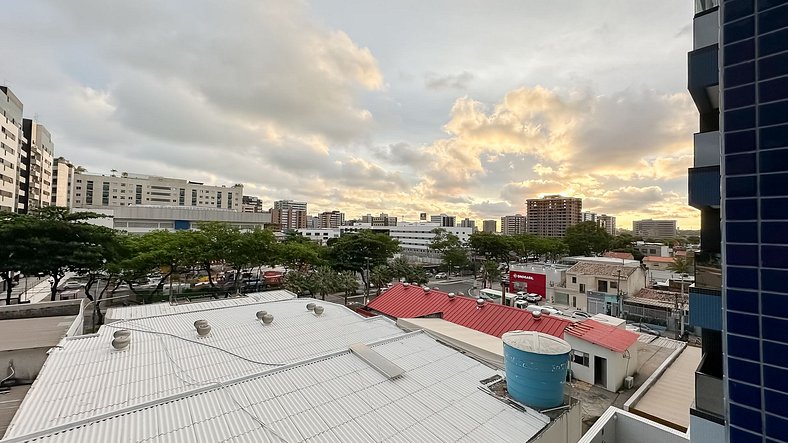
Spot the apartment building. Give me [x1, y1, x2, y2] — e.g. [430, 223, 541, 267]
[318, 210, 344, 228]
[526, 195, 582, 237]
[482, 219, 497, 233]
[272, 199, 307, 212]
[584, 212, 618, 236]
[500, 214, 527, 236]
[0, 87, 23, 213]
[50, 157, 75, 207]
[632, 219, 677, 239]
[459, 218, 475, 230]
[72, 172, 243, 210]
[430, 213, 456, 227]
[20, 119, 54, 212]
[241, 195, 264, 213]
[359, 213, 397, 226]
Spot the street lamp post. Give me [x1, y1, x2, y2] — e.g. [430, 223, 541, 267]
[364, 257, 371, 305]
[501, 278, 509, 306]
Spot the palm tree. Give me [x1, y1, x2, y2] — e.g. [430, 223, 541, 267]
[337, 271, 359, 306]
[312, 266, 338, 300]
[370, 265, 391, 295]
[667, 256, 691, 275]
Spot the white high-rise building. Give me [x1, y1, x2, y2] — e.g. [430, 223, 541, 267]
[51, 157, 75, 208]
[72, 172, 243, 210]
[0, 87, 23, 213]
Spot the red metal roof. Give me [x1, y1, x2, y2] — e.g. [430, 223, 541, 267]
[565, 319, 639, 353]
[367, 283, 570, 338]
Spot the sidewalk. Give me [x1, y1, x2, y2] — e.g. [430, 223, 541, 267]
[19, 273, 77, 304]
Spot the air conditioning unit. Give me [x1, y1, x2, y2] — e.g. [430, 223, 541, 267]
[623, 376, 634, 390]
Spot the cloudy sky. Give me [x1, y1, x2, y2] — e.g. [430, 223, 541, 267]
[1, 0, 700, 229]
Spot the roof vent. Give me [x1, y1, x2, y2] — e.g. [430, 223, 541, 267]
[306, 303, 316, 311]
[262, 313, 274, 324]
[195, 321, 211, 337]
[448, 292, 455, 300]
[424, 287, 431, 293]
[476, 298, 485, 307]
[532, 310, 542, 321]
[113, 329, 131, 339]
[314, 305, 325, 316]
[403, 282, 410, 287]
[256, 310, 267, 320]
[111, 335, 130, 351]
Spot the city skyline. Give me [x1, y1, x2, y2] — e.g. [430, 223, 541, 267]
[0, 1, 699, 228]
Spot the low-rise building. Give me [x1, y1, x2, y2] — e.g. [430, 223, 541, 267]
[75, 205, 273, 233]
[241, 195, 264, 213]
[564, 319, 640, 392]
[73, 172, 243, 210]
[633, 242, 671, 257]
[556, 262, 646, 313]
[643, 255, 675, 270]
[633, 219, 677, 240]
[297, 227, 341, 244]
[508, 263, 570, 301]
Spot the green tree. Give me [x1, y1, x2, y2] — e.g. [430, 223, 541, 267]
[388, 257, 412, 281]
[20, 207, 122, 301]
[480, 260, 500, 289]
[429, 228, 470, 275]
[282, 270, 313, 297]
[370, 265, 392, 295]
[226, 228, 277, 293]
[0, 212, 31, 304]
[668, 256, 692, 275]
[564, 221, 611, 257]
[312, 265, 339, 300]
[277, 240, 325, 272]
[328, 230, 400, 293]
[193, 222, 238, 287]
[337, 271, 360, 305]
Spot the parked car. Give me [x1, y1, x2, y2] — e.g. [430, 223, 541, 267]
[61, 281, 83, 290]
[524, 305, 562, 316]
[628, 323, 662, 336]
[525, 293, 542, 303]
[434, 272, 447, 279]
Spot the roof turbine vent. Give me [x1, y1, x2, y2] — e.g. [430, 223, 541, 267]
[256, 310, 267, 320]
[476, 298, 485, 307]
[423, 287, 431, 293]
[403, 282, 410, 288]
[532, 310, 542, 321]
[313, 305, 325, 316]
[262, 313, 274, 324]
[306, 303, 316, 311]
[195, 320, 211, 337]
[113, 329, 131, 339]
[111, 331, 131, 351]
[448, 292, 456, 300]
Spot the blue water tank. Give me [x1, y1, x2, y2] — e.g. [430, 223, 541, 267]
[502, 330, 571, 409]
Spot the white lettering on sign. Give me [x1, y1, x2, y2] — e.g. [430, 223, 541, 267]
[511, 273, 535, 280]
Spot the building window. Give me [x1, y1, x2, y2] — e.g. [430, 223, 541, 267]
[179, 188, 185, 206]
[598, 280, 608, 292]
[572, 350, 589, 367]
[86, 181, 94, 205]
[572, 277, 577, 284]
[102, 182, 110, 205]
[610, 281, 618, 289]
[217, 191, 222, 208]
[135, 184, 142, 204]
[227, 192, 232, 209]
[191, 189, 197, 206]
[579, 283, 586, 293]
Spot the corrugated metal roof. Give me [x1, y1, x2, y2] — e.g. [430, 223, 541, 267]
[565, 319, 639, 353]
[367, 283, 570, 338]
[104, 290, 296, 321]
[4, 297, 403, 438]
[3, 332, 550, 443]
[566, 262, 639, 277]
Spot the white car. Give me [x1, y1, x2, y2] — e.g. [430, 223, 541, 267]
[62, 281, 83, 290]
[524, 304, 562, 316]
[434, 272, 447, 279]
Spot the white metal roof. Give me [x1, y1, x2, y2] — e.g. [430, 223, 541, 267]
[3, 332, 550, 443]
[104, 290, 296, 321]
[4, 297, 403, 438]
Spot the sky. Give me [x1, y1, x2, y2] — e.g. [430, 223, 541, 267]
[0, 0, 700, 229]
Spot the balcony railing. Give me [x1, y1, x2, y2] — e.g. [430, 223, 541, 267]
[694, 0, 719, 14]
[695, 353, 724, 418]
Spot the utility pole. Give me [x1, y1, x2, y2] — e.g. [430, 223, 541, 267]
[364, 256, 371, 305]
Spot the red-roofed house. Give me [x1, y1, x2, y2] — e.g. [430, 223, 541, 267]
[643, 255, 676, 270]
[604, 251, 635, 261]
[564, 319, 640, 392]
[366, 283, 571, 338]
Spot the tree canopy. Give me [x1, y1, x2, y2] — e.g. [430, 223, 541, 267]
[564, 221, 612, 256]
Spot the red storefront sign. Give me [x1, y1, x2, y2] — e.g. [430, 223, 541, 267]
[508, 271, 547, 298]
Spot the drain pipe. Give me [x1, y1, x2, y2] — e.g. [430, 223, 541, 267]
[0, 360, 16, 386]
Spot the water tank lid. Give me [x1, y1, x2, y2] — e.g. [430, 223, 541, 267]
[502, 331, 571, 355]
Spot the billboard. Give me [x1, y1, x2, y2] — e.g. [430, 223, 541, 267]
[508, 271, 547, 298]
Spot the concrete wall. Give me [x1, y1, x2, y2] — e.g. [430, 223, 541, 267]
[579, 407, 689, 443]
[689, 413, 724, 443]
[533, 398, 583, 443]
[0, 299, 82, 320]
[565, 336, 638, 392]
[0, 348, 49, 383]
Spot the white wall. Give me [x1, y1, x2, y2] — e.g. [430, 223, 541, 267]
[0, 348, 49, 383]
[580, 407, 689, 443]
[565, 335, 638, 392]
[689, 413, 725, 443]
[533, 399, 583, 443]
